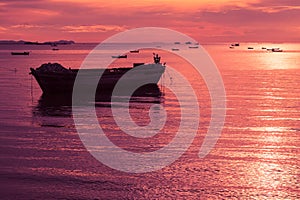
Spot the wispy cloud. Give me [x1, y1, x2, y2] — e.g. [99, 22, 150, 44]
[10, 24, 44, 29]
[0, 26, 7, 33]
[62, 25, 127, 33]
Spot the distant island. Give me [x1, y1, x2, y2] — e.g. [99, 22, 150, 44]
[0, 40, 75, 45]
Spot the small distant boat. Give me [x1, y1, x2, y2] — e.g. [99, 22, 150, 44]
[271, 48, 283, 52]
[185, 41, 192, 45]
[52, 48, 59, 51]
[11, 51, 30, 55]
[231, 43, 240, 47]
[262, 47, 267, 49]
[112, 55, 127, 58]
[248, 47, 254, 50]
[130, 50, 139, 53]
[174, 42, 181, 44]
[229, 46, 234, 49]
[171, 48, 180, 51]
[189, 46, 199, 49]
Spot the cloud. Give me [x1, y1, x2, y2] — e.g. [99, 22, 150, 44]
[11, 24, 44, 29]
[0, 0, 299, 42]
[0, 26, 7, 33]
[198, 7, 300, 27]
[246, 0, 300, 13]
[255, 0, 300, 7]
[62, 25, 127, 33]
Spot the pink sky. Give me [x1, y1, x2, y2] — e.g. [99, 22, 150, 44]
[0, 0, 299, 43]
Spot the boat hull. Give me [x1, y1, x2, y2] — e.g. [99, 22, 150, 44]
[30, 64, 165, 98]
[11, 52, 30, 55]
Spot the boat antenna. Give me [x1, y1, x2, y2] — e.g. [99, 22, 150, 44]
[30, 74, 33, 104]
[153, 53, 161, 64]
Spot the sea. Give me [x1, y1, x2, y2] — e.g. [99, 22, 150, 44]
[0, 42, 299, 199]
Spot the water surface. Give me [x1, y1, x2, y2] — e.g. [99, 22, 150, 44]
[0, 43, 299, 199]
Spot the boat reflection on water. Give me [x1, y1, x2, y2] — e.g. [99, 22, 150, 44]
[33, 94, 73, 117]
[33, 85, 164, 118]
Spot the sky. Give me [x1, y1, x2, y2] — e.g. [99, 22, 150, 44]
[0, 0, 299, 43]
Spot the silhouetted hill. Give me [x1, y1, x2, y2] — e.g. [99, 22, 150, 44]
[0, 40, 75, 45]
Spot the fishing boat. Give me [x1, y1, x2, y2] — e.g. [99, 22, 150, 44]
[52, 48, 59, 51]
[266, 48, 283, 52]
[248, 47, 254, 50]
[30, 54, 165, 96]
[112, 55, 127, 58]
[231, 43, 240, 47]
[11, 51, 30, 55]
[271, 48, 283, 52]
[174, 42, 181, 44]
[171, 48, 180, 51]
[189, 46, 199, 49]
[130, 50, 139, 53]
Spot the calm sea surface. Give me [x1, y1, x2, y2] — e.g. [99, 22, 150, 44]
[0, 43, 299, 199]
